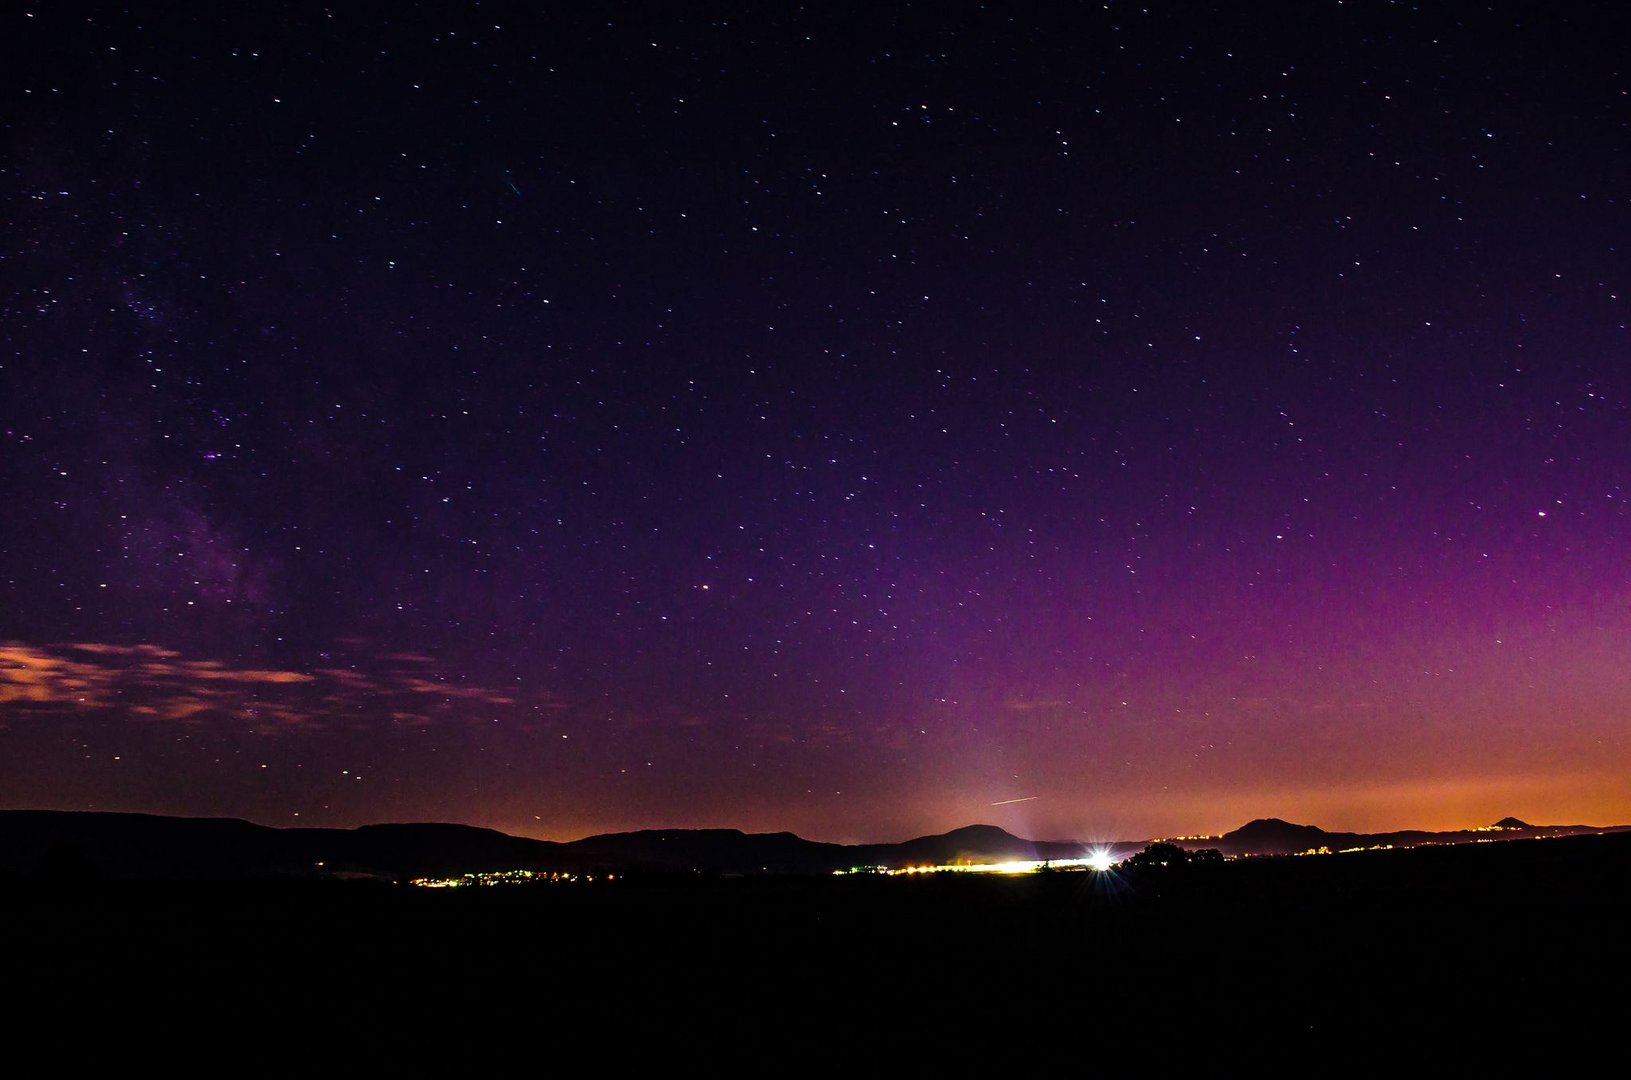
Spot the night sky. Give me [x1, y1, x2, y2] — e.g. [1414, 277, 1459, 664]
[4, 2, 1629, 843]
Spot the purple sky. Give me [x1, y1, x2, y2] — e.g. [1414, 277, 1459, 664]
[3, 2, 1629, 842]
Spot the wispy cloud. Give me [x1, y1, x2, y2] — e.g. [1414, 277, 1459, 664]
[0, 641, 537, 734]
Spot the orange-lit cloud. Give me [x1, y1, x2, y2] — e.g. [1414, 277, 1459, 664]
[0, 640, 538, 734]
[399, 676, 515, 706]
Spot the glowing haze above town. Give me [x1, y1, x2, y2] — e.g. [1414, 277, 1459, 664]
[3, 3, 1629, 844]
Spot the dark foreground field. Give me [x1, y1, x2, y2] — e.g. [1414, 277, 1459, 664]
[6, 831, 1627, 1066]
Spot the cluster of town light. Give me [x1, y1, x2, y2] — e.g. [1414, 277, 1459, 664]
[412, 849, 1126, 885]
[410, 869, 611, 887]
[833, 847, 1121, 876]
[407, 833, 1588, 887]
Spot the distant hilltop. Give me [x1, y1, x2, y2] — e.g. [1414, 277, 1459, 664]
[1205, 816, 1599, 857]
[0, 809, 1621, 882]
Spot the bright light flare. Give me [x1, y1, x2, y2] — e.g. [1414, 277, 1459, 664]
[1086, 848, 1116, 872]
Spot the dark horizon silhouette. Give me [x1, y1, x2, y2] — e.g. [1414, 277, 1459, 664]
[3, 806, 1623, 882]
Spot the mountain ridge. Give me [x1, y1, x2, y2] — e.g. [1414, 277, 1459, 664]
[0, 808, 1622, 880]
[1208, 815, 1611, 856]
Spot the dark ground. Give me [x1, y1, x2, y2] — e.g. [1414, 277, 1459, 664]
[6, 831, 1626, 1068]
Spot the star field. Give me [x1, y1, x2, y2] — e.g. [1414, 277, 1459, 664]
[3, 2, 1629, 842]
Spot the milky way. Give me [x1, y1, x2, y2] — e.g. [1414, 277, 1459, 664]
[3, 3, 1628, 841]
